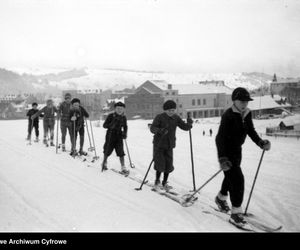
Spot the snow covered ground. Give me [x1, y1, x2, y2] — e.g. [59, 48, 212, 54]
[0, 115, 300, 232]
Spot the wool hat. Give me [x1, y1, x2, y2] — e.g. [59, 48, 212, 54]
[71, 98, 80, 104]
[232, 87, 253, 101]
[64, 93, 72, 98]
[114, 102, 126, 108]
[163, 100, 176, 110]
[32, 102, 38, 107]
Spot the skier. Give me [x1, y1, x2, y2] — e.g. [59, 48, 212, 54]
[101, 102, 128, 174]
[215, 87, 271, 228]
[31, 99, 58, 146]
[26, 102, 42, 142]
[58, 93, 72, 151]
[150, 100, 193, 191]
[69, 98, 89, 156]
[203, 130, 205, 136]
[209, 128, 213, 137]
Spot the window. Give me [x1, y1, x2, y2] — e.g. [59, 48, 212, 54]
[166, 92, 169, 95]
[192, 99, 195, 106]
[210, 110, 214, 117]
[193, 111, 197, 118]
[172, 92, 176, 95]
[197, 99, 201, 105]
[203, 99, 206, 105]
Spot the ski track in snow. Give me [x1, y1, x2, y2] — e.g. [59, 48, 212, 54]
[0, 118, 300, 232]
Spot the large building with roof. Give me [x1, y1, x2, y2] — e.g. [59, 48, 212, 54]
[270, 77, 300, 105]
[125, 80, 233, 119]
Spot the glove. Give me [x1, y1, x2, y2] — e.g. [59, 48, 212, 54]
[71, 116, 77, 121]
[187, 117, 193, 124]
[219, 157, 232, 171]
[258, 139, 271, 151]
[122, 132, 127, 139]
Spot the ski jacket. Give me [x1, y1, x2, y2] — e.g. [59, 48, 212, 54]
[69, 106, 89, 130]
[215, 105, 262, 161]
[103, 112, 128, 139]
[150, 112, 192, 149]
[58, 101, 72, 124]
[26, 109, 42, 124]
[32, 106, 58, 122]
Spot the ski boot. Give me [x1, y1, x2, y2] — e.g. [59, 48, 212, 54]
[26, 134, 30, 140]
[50, 140, 55, 147]
[61, 144, 66, 152]
[229, 213, 249, 229]
[34, 137, 39, 143]
[162, 181, 173, 192]
[120, 166, 130, 176]
[79, 149, 88, 156]
[101, 162, 108, 171]
[153, 179, 162, 191]
[215, 196, 230, 213]
[43, 138, 49, 147]
[70, 150, 77, 157]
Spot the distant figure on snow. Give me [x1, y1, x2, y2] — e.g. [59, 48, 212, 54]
[209, 128, 213, 137]
[26, 102, 43, 142]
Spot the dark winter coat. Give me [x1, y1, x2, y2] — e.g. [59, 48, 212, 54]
[69, 106, 89, 130]
[103, 112, 128, 140]
[150, 112, 192, 149]
[58, 101, 72, 125]
[32, 105, 58, 125]
[26, 109, 41, 125]
[215, 105, 262, 164]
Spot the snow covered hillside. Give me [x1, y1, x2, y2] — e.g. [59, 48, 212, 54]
[0, 116, 300, 232]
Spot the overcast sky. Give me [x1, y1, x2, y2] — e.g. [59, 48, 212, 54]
[0, 0, 299, 77]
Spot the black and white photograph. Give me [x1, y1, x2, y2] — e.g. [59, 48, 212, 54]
[0, 0, 299, 240]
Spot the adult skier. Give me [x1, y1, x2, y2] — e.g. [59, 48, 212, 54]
[58, 93, 72, 151]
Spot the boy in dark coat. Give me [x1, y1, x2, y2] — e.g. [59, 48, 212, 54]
[101, 102, 128, 174]
[150, 100, 193, 191]
[58, 93, 72, 151]
[69, 98, 89, 156]
[31, 99, 58, 146]
[26, 102, 42, 142]
[215, 87, 271, 228]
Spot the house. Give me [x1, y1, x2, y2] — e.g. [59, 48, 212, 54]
[125, 80, 233, 119]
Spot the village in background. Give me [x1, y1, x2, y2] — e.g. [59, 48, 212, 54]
[0, 67, 299, 138]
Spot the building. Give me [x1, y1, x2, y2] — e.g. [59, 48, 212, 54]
[248, 95, 292, 118]
[125, 80, 233, 119]
[270, 77, 300, 105]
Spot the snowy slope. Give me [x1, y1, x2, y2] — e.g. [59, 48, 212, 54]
[0, 116, 300, 232]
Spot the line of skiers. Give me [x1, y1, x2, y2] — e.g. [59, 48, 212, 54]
[26, 87, 271, 229]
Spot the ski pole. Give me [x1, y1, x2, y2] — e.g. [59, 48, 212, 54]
[72, 120, 76, 158]
[244, 149, 266, 215]
[187, 112, 196, 191]
[89, 119, 99, 161]
[56, 116, 59, 153]
[124, 138, 135, 168]
[85, 119, 94, 152]
[183, 169, 222, 203]
[135, 159, 154, 191]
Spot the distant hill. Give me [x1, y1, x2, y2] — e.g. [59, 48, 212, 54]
[1, 67, 297, 95]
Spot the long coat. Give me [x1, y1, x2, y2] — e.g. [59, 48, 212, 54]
[150, 112, 192, 149]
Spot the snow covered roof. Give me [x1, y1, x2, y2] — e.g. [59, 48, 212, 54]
[248, 95, 291, 111]
[174, 84, 232, 95]
[149, 80, 171, 90]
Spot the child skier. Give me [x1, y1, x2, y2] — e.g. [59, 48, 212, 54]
[215, 87, 271, 228]
[150, 100, 193, 191]
[31, 99, 58, 146]
[58, 93, 72, 151]
[26, 102, 42, 142]
[69, 98, 89, 156]
[101, 102, 128, 174]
